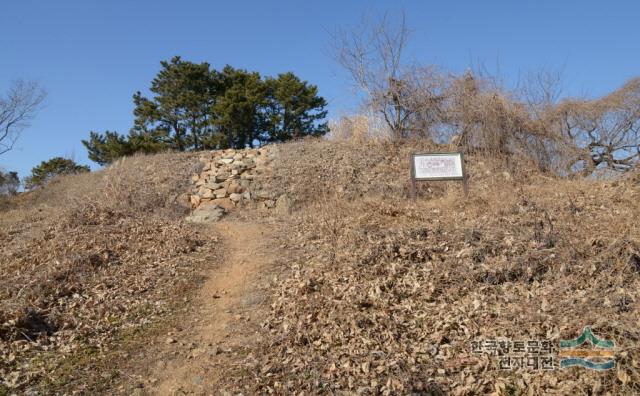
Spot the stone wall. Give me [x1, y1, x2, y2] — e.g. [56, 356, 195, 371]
[186, 145, 288, 222]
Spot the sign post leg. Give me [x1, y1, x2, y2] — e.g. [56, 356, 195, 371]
[410, 178, 417, 200]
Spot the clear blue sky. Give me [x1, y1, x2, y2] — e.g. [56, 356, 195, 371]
[1, 1, 638, 178]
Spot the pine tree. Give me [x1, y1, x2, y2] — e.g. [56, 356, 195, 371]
[83, 57, 329, 164]
[24, 157, 90, 189]
[264, 73, 328, 142]
[132, 56, 218, 151]
[211, 66, 267, 148]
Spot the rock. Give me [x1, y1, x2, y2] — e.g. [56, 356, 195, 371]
[166, 337, 177, 344]
[275, 194, 292, 215]
[190, 145, 276, 213]
[256, 190, 275, 200]
[186, 205, 226, 223]
[211, 198, 234, 210]
[190, 195, 201, 208]
[202, 189, 215, 199]
[227, 182, 242, 194]
[215, 172, 230, 182]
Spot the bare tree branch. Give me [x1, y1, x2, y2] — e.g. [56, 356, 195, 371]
[0, 80, 47, 155]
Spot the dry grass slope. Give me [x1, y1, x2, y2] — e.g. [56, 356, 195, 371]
[0, 152, 219, 394]
[220, 139, 640, 395]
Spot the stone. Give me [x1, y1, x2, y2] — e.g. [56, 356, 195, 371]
[242, 191, 251, 201]
[229, 193, 242, 202]
[218, 158, 234, 165]
[231, 162, 246, 171]
[190, 195, 201, 208]
[211, 198, 234, 210]
[215, 172, 230, 182]
[240, 179, 251, 189]
[186, 205, 226, 223]
[191, 174, 200, 182]
[214, 188, 227, 198]
[242, 158, 255, 168]
[227, 182, 242, 194]
[233, 153, 244, 160]
[264, 199, 275, 209]
[256, 190, 275, 200]
[204, 182, 222, 190]
[275, 194, 292, 215]
[202, 189, 215, 199]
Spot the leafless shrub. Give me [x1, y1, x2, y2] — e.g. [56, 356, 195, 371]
[333, 13, 640, 175]
[332, 12, 448, 140]
[328, 114, 370, 142]
[442, 71, 572, 172]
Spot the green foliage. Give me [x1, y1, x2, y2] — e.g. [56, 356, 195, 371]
[132, 56, 217, 151]
[24, 157, 90, 190]
[84, 57, 328, 164]
[0, 169, 20, 195]
[82, 131, 133, 166]
[264, 72, 328, 143]
[212, 66, 267, 148]
[82, 130, 166, 166]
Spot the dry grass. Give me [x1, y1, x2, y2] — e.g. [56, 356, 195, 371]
[219, 139, 640, 395]
[0, 151, 218, 394]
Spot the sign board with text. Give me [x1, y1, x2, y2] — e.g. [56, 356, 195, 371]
[410, 152, 467, 197]
[411, 152, 465, 180]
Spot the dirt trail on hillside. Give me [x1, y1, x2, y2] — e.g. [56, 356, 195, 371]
[145, 219, 278, 395]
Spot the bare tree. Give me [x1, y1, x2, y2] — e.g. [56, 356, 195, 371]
[332, 12, 445, 139]
[558, 78, 640, 174]
[0, 80, 47, 155]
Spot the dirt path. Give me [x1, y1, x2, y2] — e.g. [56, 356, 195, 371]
[146, 218, 279, 395]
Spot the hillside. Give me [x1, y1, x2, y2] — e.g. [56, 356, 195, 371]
[1, 139, 639, 395]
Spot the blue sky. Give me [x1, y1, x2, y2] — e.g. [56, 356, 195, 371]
[1, 1, 639, 178]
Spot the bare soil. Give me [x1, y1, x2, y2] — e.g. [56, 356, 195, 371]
[141, 217, 282, 395]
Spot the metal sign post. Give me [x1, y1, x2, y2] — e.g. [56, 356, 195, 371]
[409, 152, 468, 199]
